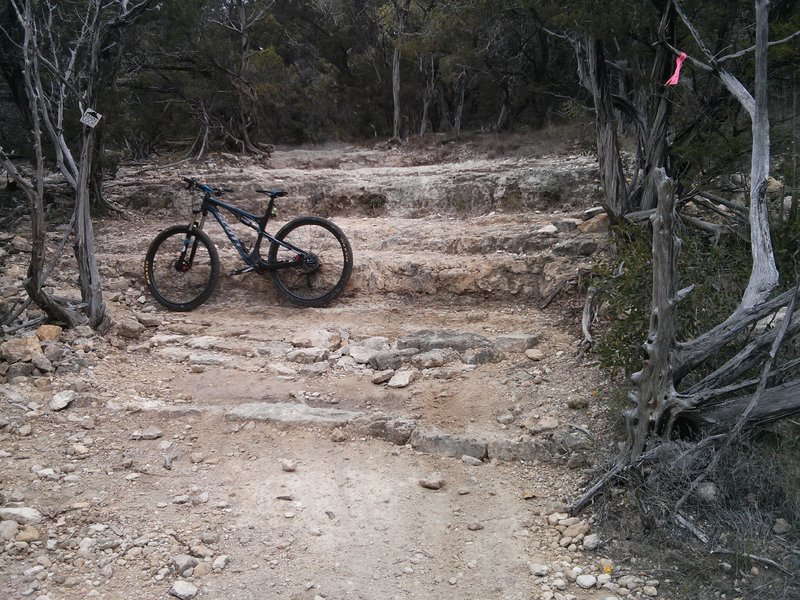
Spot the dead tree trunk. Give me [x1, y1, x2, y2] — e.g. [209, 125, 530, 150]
[627, 170, 680, 461]
[574, 36, 630, 217]
[75, 127, 110, 332]
[672, 0, 778, 308]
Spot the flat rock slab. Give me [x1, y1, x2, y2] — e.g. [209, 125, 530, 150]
[0, 507, 43, 525]
[409, 426, 487, 460]
[397, 330, 491, 353]
[225, 402, 363, 427]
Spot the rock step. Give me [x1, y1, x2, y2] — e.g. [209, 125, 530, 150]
[101, 209, 606, 303]
[108, 396, 573, 465]
[139, 153, 600, 218]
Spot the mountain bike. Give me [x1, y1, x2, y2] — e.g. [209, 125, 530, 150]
[144, 178, 353, 311]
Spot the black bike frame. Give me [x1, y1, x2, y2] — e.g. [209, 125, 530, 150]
[192, 189, 304, 272]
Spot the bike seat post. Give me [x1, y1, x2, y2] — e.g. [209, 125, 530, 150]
[262, 197, 277, 227]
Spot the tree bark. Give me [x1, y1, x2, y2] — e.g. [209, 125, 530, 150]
[740, 0, 778, 308]
[580, 36, 630, 217]
[74, 127, 110, 332]
[627, 169, 679, 460]
[391, 0, 411, 141]
[672, 0, 779, 308]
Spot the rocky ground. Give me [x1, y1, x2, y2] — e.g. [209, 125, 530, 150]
[1, 141, 674, 600]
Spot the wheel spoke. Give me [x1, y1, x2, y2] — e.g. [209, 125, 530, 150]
[268, 217, 352, 307]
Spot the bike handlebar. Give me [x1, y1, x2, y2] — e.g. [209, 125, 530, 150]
[182, 177, 234, 196]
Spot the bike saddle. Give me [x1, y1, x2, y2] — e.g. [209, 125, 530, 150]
[255, 188, 287, 199]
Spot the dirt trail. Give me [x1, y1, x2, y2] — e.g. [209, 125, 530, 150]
[0, 144, 667, 600]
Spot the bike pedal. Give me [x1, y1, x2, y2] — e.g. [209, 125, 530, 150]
[230, 266, 254, 276]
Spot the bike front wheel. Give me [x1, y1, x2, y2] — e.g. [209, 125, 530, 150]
[144, 225, 220, 311]
[268, 216, 353, 307]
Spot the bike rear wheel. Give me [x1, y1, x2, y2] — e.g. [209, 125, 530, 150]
[144, 225, 220, 311]
[268, 216, 353, 307]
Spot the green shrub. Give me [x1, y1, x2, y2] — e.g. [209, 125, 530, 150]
[593, 221, 752, 380]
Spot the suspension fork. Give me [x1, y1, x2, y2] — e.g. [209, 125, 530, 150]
[178, 206, 208, 270]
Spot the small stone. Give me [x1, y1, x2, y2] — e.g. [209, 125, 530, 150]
[331, 429, 348, 443]
[576, 574, 597, 589]
[642, 585, 658, 597]
[50, 390, 77, 411]
[387, 370, 416, 388]
[0, 520, 19, 541]
[494, 334, 538, 352]
[130, 426, 162, 440]
[419, 473, 444, 490]
[348, 346, 376, 364]
[466, 522, 483, 531]
[695, 481, 718, 503]
[528, 562, 549, 577]
[371, 370, 395, 385]
[525, 348, 545, 361]
[18, 423, 32, 436]
[16, 524, 40, 542]
[1, 336, 41, 363]
[522, 415, 559, 434]
[567, 397, 589, 410]
[202, 532, 220, 544]
[31, 354, 53, 372]
[583, 533, 601, 550]
[281, 459, 297, 472]
[169, 580, 198, 599]
[172, 495, 190, 504]
[212, 555, 230, 571]
[36, 324, 63, 341]
[773, 518, 790, 535]
[496, 412, 515, 425]
[190, 452, 204, 464]
[173, 554, 199, 573]
[461, 455, 482, 466]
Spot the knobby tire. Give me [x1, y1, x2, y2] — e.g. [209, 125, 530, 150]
[268, 216, 353, 307]
[144, 225, 220, 311]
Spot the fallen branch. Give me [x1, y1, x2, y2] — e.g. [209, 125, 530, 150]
[540, 268, 593, 309]
[710, 548, 792, 575]
[676, 286, 797, 509]
[674, 511, 709, 544]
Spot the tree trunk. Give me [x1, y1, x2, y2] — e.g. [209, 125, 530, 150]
[494, 77, 513, 132]
[578, 36, 630, 217]
[391, 0, 411, 141]
[419, 56, 435, 136]
[453, 70, 468, 136]
[627, 169, 679, 461]
[740, 0, 778, 308]
[74, 127, 110, 332]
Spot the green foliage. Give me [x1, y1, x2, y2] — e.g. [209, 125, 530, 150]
[593, 222, 752, 379]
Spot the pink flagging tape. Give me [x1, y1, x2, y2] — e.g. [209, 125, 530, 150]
[665, 52, 687, 86]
